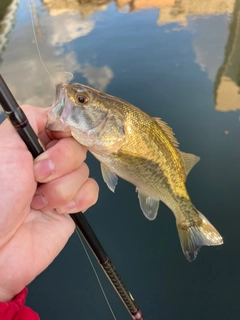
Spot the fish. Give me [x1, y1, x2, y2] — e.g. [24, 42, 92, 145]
[47, 82, 223, 262]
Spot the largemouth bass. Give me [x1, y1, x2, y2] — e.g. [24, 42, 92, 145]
[47, 83, 223, 262]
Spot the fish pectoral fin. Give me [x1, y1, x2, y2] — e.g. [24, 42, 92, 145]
[137, 190, 159, 220]
[180, 152, 200, 177]
[100, 163, 118, 192]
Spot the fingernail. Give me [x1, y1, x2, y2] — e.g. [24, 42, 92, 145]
[34, 159, 55, 180]
[31, 193, 48, 210]
[56, 200, 76, 214]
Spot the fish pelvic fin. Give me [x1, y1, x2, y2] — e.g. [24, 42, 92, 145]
[177, 210, 223, 262]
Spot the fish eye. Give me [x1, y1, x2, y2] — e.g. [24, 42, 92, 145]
[76, 93, 88, 104]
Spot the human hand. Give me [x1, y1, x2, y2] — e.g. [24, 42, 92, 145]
[0, 105, 99, 302]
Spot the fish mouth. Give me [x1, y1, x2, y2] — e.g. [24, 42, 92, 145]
[46, 82, 111, 148]
[46, 82, 70, 131]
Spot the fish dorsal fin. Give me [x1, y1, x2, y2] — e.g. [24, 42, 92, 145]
[153, 117, 179, 148]
[180, 151, 200, 176]
[137, 189, 160, 220]
[100, 163, 118, 192]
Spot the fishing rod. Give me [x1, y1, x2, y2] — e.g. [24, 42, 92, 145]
[0, 74, 144, 320]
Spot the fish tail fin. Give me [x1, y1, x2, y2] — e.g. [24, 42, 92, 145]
[176, 210, 223, 262]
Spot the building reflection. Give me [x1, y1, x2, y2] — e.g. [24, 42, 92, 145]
[115, 0, 235, 26]
[115, 0, 240, 113]
[1, 0, 239, 112]
[0, 0, 19, 114]
[214, 0, 240, 112]
[0, 0, 19, 55]
[42, 0, 111, 18]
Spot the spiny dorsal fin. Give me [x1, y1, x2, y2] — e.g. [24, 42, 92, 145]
[180, 151, 200, 176]
[153, 117, 179, 148]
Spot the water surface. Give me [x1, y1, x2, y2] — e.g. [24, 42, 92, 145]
[1, 1, 240, 319]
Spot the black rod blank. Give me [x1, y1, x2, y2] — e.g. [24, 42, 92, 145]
[0, 75, 44, 157]
[70, 213, 143, 319]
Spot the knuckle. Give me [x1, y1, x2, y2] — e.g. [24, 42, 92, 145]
[60, 193, 72, 205]
[75, 179, 99, 211]
[51, 183, 72, 205]
[80, 162, 90, 178]
[65, 139, 87, 165]
[85, 179, 99, 206]
[64, 142, 79, 164]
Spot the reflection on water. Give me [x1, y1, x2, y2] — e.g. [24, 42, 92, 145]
[80, 63, 114, 91]
[116, 0, 235, 26]
[157, 0, 234, 25]
[48, 14, 95, 45]
[0, 0, 19, 53]
[0, 0, 114, 107]
[43, 0, 111, 18]
[0, 0, 238, 108]
[0, 0, 238, 109]
[1, 1, 240, 320]
[214, 0, 240, 111]
[61, 52, 114, 91]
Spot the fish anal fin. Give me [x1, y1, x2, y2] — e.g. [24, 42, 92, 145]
[100, 163, 118, 192]
[137, 189, 159, 220]
[153, 117, 179, 148]
[180, 151, 200, 176]
[176, 210, 223, 262]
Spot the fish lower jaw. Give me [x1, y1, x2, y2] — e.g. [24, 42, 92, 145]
[71, 130, 95, 147]
[46, 117, 70, 132]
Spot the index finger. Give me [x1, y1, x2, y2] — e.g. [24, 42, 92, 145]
[22, 105, 73, 146]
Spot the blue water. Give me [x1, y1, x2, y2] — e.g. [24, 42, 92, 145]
[1, 0, 240, 319]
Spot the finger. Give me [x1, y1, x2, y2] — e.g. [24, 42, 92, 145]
[56, 178, 99, 214]
[23, 106, 72, 146]
[33, 137, 87, 183]
[22, 105, 73, 146]
[46, 129, 72, 140]
[0, 105, 76, 151]
[0, 105, 49, 150]
[31, 162, 90, 210]
[22, 105, 49, 134]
